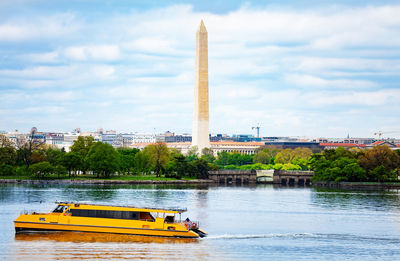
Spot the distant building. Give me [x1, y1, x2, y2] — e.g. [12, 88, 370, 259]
[264, 141, 321, 151]
[45, 133, 64, 146]
[165, 134, 192, 143]
[232, 134, 261, 142]
[319, 143, 366, 150]
[210, 141, 264, 155]
[131, 141, 264, 155]
[132, 134, 156, 144]
[367, 141, 400, 150]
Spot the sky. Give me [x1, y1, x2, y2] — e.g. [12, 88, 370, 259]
[1, 0, 400, 138]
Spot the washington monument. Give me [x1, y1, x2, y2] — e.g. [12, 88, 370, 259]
[192, 20, 210, 153]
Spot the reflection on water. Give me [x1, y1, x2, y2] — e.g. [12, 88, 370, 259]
[15, 231, 198, 244]
[311, 187, 400, 211]
[13, 233, 213, 261]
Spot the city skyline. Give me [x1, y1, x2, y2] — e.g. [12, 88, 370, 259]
[1, 1, 400, 138]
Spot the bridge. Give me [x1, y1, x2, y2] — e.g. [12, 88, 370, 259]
[208, 169, 314, 185]
[256, 170, 274, 183]
[208, 170, 257, 185]
[273, 170, 314, 186]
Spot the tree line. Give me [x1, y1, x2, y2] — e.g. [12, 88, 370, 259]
[310, 146, 400, 182]
[0, 134, 399, 182]
[0, 135, 214, 179]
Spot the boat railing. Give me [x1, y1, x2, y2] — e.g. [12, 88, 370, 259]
[54, 201, 187, 213]
[179, 220, 200, 230]
[20, 210, 43, 215]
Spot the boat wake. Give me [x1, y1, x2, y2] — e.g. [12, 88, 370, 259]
[205, 233, 315, 240]
[205, 233, 400, 243]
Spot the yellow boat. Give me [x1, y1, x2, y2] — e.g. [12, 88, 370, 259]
[14, 202, 207, 238]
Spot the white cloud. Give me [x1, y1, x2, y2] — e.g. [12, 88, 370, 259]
[0, 13, 79, 42]
[305, 89, 400, 106]
[64, 45, 120, 61]
[22, 51, 60, 64]
[285, 74, 377, 89]
[296, 57, 400, 73]
[1, 3, 400, 137]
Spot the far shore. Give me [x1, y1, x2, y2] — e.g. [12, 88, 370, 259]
[313, 181, 400, 190]
[0, 178, 215, 185]
[2, 178, 400, 189]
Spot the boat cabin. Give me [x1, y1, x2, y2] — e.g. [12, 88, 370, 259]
[52, 202, 185, 223]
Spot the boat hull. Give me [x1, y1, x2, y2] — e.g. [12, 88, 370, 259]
[14, 221, 201, 238]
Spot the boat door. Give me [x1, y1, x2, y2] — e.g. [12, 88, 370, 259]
[49, 213, 59, 223]
[49, 205, 66, 223]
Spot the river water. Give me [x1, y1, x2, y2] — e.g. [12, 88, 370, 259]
[1, 184, 400, 260]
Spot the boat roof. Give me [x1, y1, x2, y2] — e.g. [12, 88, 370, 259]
[55, 201, 187, 214]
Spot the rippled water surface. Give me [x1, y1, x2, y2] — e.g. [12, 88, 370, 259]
[1, 184, 400, 260]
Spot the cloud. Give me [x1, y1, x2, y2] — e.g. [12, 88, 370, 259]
[285, 74, 378, 89]
[306, 89, 400, 106]
[1, 3, 400, 137]
[22, 51, 60, 64]
[0, 13, 79, 42]
[64, 45, 120, 61]
[296, 57, 400, 73]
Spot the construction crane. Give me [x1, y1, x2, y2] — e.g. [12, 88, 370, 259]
[374, 131, 400, 139]
[252, 124, 261, 138]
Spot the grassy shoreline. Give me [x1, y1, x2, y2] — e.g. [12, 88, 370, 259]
[0, 174, 214, 184]
[0, 174, 198, 181]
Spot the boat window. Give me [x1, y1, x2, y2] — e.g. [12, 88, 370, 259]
[70, 209, 140, 220]
[53, 205, 66, 213]
[150, 212, 159, 218]
[139, 212, 155, 221]
[165, 215, 175, 223]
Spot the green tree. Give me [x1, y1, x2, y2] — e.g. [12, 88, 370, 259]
[282, 163, 302, 170]
[46, 147, 65, 166]
[226, 152, 253, 166]
[324, 147, 356, 161]
[253, 151, 270, 164]
[292, 147, 312, 160]
[256, 146, 281, 157]
[342, 163, 367, 181]
[29, 150, 46, 164]
[70, 136, 95, 158]
[190, 159, 209, 179]
[215, 151, 229, 166]
[201, 148, 215, 163]
[117, 148, 139, 175]
[16, 128, 45, 168]
[0, 135, 16, 176]
[0, 146, 17, 165]
[310, 147, 370, 182]
[134, 151, 151, 175]
[54, 165, 68, 178]
[275, 149, 294, 164]
[142, 142, 170, 177]
[291, 158, 309, 170]
[62, 152, 83, 177]
[166, 153, 189, 179]
[29, 161, 53, 179]
[238, 163, 269, 170]
[369, 165, 396, 182]
[0, 164, 16, 176]
[186, 146, 199, 161]
[70, 136, 95, 173]
[86, 142, 119, 178]
[358, 145, 400, 175]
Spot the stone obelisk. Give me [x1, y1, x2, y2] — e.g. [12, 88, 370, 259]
[192, 20, 210, 154]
